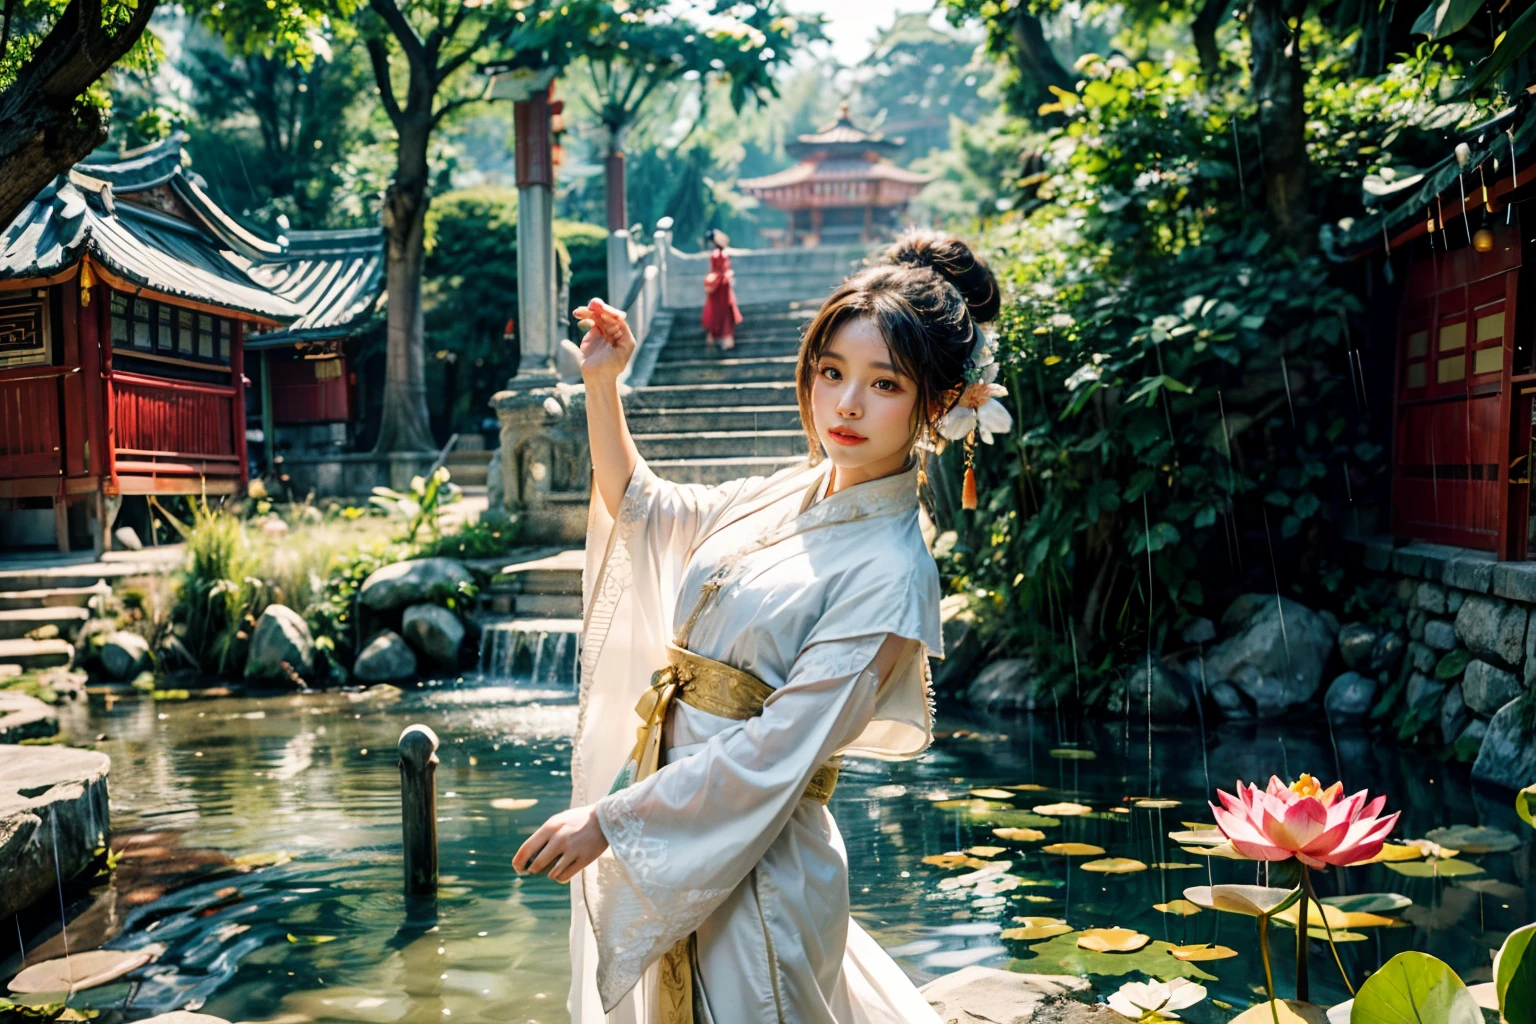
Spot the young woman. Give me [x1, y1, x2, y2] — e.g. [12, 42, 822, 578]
[700, 228, 742, 351]
[513, 232, 1005, 1024]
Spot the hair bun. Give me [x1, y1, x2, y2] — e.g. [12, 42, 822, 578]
[887, 230, 1000, 324]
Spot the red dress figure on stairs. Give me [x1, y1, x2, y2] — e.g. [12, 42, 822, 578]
[701, 228, 742, 351]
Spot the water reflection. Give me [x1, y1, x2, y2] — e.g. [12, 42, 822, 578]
[2, 690, 1529, 1023]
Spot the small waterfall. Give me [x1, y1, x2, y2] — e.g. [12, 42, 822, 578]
[476, 618, 580, 687]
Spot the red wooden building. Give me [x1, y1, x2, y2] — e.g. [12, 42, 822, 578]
[739, 103, 932, 247]
[0, 136, 382, 552]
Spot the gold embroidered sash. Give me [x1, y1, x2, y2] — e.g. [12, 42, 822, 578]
[629, 644, 841, 1024]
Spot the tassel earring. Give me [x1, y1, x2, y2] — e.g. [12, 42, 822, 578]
[961, 434, 978, 510]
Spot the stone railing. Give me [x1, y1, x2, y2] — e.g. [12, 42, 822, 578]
[658, 242, 867, 309]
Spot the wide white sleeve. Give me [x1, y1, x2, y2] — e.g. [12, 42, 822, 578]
[581, 632, 889, 1012]
[613, 456, 742, 568]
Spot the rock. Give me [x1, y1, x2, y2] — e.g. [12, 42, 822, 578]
[1457, 717, 1489, 754]
[1181, 618, 1216, 645]
[0, 692, 58, 741]
[1204, 595, 1336, 718]
[99, 630, 150, 680]
[1406, 672, 1446, 710]
[359, 558, 473, 611]
[1524, 616, 1536, 687]
[936, 594, 982, 691]
[113, 525, 143, 550]
[1424, 619, 1458, 651]
[158, 634, 200, 672]
[1324, 672, 1377, 721]
[1471, 698, 1536, 790]
[1123, 662, 1194, 721]
[486, 446, 506, 514]
[401, 603, 466, 668]
[353, 630, 418, 683]
[244, 604, 314, 682]
[1406, 639, 1437, 673]
[1336, 624, 1380, 670]
[1208, 679, 1254, 718]
[1447, 589, 1465, 614]
[1462, 660, 1523, 716]
[1441, 684, 1469, 742]
[965, 657, 1051, 710]
[7, 947, 159, 994]
[0, 746, 110, 919]
[1414, 582, 1447, 614]
[1407, 609, 1426, 641]
[1455, 595, 1528, 667]
[920, 965, 1096, 1024]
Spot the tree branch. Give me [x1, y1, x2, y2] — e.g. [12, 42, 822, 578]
[369, 0, 429, 72]
[366, 36, 405, 125]
[431, 92, 479, 126]
[1192, 0, 1229, 81]
[1008, 6, 1073, 123]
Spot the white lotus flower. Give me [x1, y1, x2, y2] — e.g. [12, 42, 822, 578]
[1106, 978, 1207, 1020]
[939, 355, 1013, 443]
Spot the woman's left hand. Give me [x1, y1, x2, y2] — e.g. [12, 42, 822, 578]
[513, 804, 610, 884]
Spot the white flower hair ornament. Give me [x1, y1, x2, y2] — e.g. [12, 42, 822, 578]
[937, 328, 1013, 510]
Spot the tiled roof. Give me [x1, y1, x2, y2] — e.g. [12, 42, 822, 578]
[739, 158, 932, 193]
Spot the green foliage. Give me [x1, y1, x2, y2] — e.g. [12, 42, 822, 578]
[175, 497, 265, 677]
[1433, 649, 1470, 680]
[944, 51, 1368, 674]
[1349, 951, 1482, 1024]
[369, 466, 461, 544]
[0, 672, 58, 705]
[1497, 922, 1536, 1022]
[416, 516, 522, 560]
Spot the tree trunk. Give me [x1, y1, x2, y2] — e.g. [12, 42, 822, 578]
[0, 0, 158, 227]
[1009, 8, 1075, 123]
[1192, 0, 1229, 82]
[373, 113, 436, 454]
[605, 146, 627, 232]
[1249, 0, 1312, 253]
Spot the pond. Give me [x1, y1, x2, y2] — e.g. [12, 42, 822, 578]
[6, 682, 1530, 1023]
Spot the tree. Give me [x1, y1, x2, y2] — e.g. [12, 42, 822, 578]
[528, 0, 821, 232]
[853, 12, 996, 161]
[0, 0, 338, 230]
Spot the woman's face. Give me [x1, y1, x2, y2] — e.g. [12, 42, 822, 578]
[810, 317, 919, 487]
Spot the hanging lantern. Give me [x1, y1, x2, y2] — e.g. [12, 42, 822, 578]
[1474, 226, 1496, 252]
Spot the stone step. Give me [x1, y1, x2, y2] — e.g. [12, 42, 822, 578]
[0, 637, 74, 670]
[633, 429, 807, 460]
[631, 381, 800, 408]
[644, 455, 806, 486]
[648, 355, 800, 387]
[515, 593, 584, 618]
[626, 405, 803, 433]
[659, 339, 805, 362]
[0, 606, 90, 641]
[495, 548, 584, 597]
[0, 583, 111, 611]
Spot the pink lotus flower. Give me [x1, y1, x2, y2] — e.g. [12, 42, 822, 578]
[1210, 774, 1399, 869]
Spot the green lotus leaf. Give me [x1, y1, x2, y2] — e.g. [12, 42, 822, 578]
[1350, 951, 1482, 1024]
[1320, 893, 1412, 915]
[1008, 930, 1218, 982]
[1496, 922, 1536, 1021]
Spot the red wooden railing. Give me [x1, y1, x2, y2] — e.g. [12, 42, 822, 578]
[0, 367, 67, 478]
[108, 370, 241, 477]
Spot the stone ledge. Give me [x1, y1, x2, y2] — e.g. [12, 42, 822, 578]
[0, 745, 110, 919]
[1492, 561, 1536, 603]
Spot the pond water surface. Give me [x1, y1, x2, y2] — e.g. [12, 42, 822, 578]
[6, 682, 1531, 1023]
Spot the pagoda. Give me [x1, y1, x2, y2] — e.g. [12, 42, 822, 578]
[739, 103, 932, 247]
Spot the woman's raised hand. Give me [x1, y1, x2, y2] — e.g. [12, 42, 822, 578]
[572, 297, 635, 383]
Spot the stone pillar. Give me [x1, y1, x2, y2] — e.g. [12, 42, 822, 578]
[513, 80, 558, 377]
[608, 230, 633, 306]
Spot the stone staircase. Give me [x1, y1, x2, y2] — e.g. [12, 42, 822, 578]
[628, 300, 814, 485]
[0, 549, 179, 674]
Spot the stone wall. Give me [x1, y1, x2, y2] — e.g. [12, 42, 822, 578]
[1351, 538, 1536, 791]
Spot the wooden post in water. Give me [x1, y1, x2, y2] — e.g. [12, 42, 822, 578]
[398, 724, 440, 896]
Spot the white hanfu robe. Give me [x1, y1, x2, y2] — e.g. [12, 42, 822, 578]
[569, 453, 945, 1024]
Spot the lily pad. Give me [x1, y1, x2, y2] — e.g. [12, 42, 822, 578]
[1321, 893, 1412, 914]
[1077, 927, 1150, 953]
[7, 947, 161, 994]
[992, 827, 1046, 842]
[1033, 802, 1091, 816]
[1274, 900, 1402, 930]
[1023, 894, 1054, 903]
[1081, 857, 1148, 874]
[1041, 842, 1106, 856]
[490, 797, 539, 811]
[1351, 951, 1482, 1024]
[986, 811, 1063, 829]
[1002, 917, 1073, 940]
[935, 798, 1012, 812]
[1360, 842, 1425, 863]
[1180, 841, 1254, 861]
[1384, 858, 1485, 878]
[970, 788, 1016, 800]
[1154, 899, 1203, 916]
[923, 853, 991, 870]
[1005, 783, 1049, 792]
[1153, 862, 1204, 870]
[1168, 828, 1226, 845]
[1167, 943, 1238, 961]
[1402, 838, 1459, 859]
[1229, 1000, 1329, 1023]
[1305, 928, 1369, 942]
[233, 850, 292, 868]
[1424, 824, 1521, 854]
[1014, 931, 1218, 981]
[964, 846, 1007, 858]
[1049, 748, 1096, 760]
[1135, 799, 1181, 809]
[1184, 884, 1302, 917]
